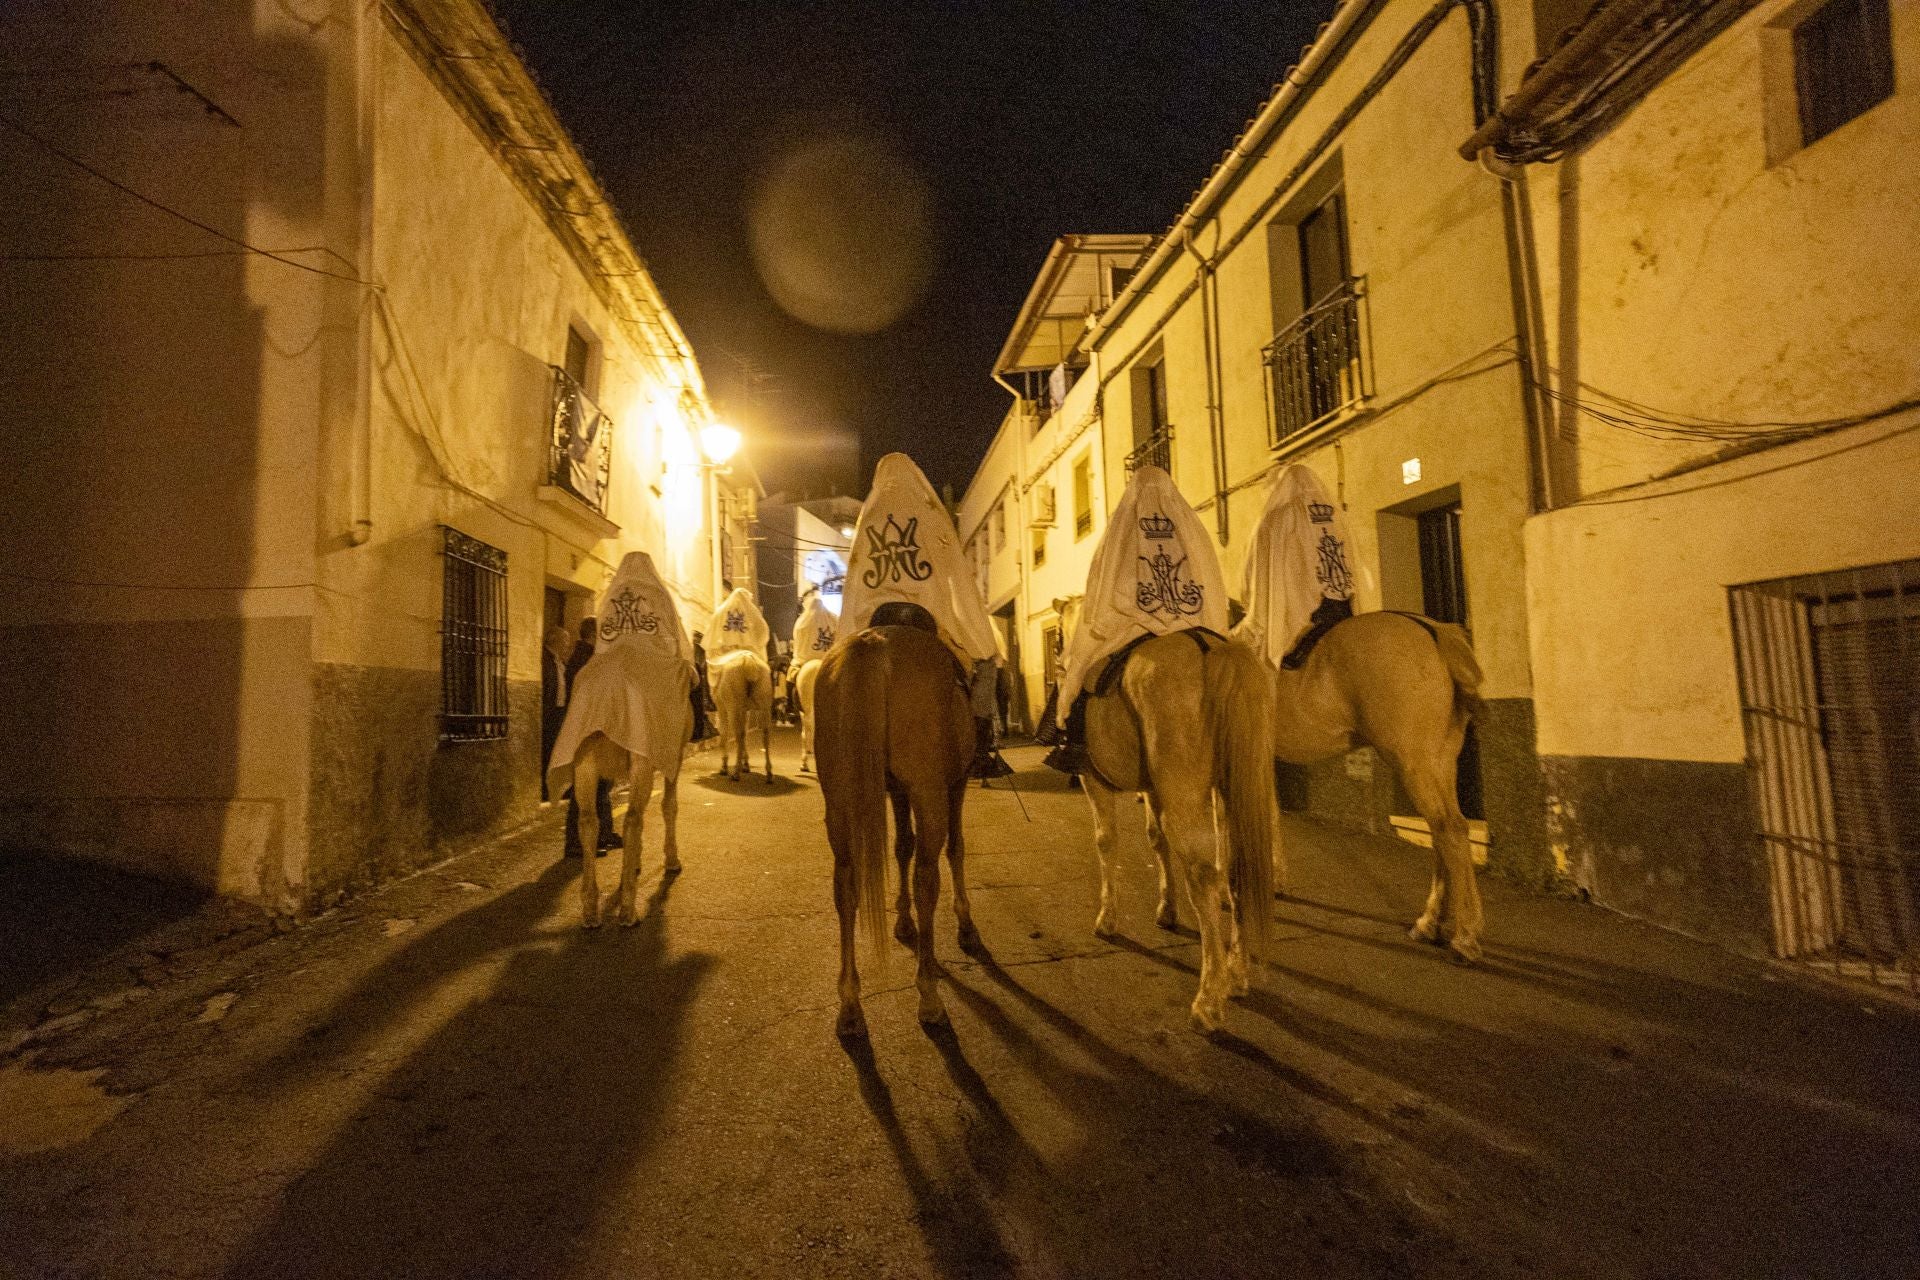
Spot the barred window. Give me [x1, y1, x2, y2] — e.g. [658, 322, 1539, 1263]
[441, 526, 508, 742]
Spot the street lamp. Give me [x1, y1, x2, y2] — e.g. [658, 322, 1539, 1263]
[700, 422, 742, 606]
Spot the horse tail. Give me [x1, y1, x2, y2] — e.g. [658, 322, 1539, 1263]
[1208, 639, 1276, 963]
[1428, 621, 1483, 724]
[840, 638, 892, 965]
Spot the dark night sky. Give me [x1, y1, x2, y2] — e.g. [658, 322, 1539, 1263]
[487, 1, 1333, 497]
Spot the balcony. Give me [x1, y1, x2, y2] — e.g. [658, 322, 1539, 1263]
[548, 365, 613, 515]
[1266, 278, 1369, 446]
[1125, 423, 1173, 477]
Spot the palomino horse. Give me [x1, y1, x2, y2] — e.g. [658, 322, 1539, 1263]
[562, 729, 688, 928]
[711, 649, 774, 782]
[1273, 611, 1487, 960]
[815, 622, 977, 1036]
[793, 657, 823, 773]
[1062, 603, 1279, 1032]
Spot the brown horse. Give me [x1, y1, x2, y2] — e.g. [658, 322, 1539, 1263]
[1272, 611, 1486, 960]
[815, 623, 977, 1037]
[1076, 622, 1279, 1033]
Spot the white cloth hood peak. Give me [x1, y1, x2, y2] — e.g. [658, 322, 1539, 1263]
[792, 592, 838, 661]
[1235, 464, 1358, 667]
[546, 552, 693, 786]
[594, 552, 691, 661]
[1058, 466, 1229, 717]
[707, 587, 770, 659]
[841, 452, 998, 664]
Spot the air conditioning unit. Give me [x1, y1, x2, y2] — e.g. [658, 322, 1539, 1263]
[1029, 484, 1057, 528]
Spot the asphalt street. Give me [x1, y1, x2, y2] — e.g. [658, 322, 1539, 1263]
[2, 731, 1917, 1280]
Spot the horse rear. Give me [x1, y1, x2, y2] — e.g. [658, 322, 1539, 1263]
[794, 658, 823, 773]
[565, 731, 684, 928]
[1273, 611, 1486, 960]
[712, 650, 774, 782]
[815, 626, 974, 1037]
[1081, 633, 1277, 1032]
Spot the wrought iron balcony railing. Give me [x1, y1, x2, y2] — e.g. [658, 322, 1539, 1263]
[549, 365, 613, 514]
[1125, 423, 1173, 477]
[1265, 278, 1369, 446]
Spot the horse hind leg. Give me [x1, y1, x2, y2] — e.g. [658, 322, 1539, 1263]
[890, 788, 917, 947]
[661, 771, 682, 875]
[760, 689, 774, 782]
[828, 806, 866, 1039]
[617, 758, 654, 926]
[945, 779, 981, 953]
[1400, 754, 1484, 963]
[1144, 799, 1179, 932]
[907, 789, 949, 1028]
[1083, 773, 1124, 938]
[575, 756, 604, 929]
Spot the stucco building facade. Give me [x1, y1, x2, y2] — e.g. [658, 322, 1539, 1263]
[0, 0, 751, 912]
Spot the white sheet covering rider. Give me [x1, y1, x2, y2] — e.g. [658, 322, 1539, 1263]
[1058, 465, 1229, 724]
[792, 590, 837, 662]
[545, 551, 693, 792]
[706, 586, 771, 662]
[1234, 464, 1357, 667]
[840, 452, 998, 666]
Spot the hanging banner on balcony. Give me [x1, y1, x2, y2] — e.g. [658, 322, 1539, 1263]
[1057, 465, 1227, 719]
[551, 368, 613, 513]
[1236, 464, 1359, 665]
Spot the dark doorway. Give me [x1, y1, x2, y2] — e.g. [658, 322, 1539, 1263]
[1416, 502, 1483, 819]
[544, 585, 568, 637]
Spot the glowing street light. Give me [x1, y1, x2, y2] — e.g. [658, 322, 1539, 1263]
[699, 421, 741, 465]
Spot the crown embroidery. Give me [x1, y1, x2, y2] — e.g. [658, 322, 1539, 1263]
[1138, 511, 1176, 540]
[860, 514, 934, 588]
[1307, 501, 1335, 524]
[722, 609, 747, 633]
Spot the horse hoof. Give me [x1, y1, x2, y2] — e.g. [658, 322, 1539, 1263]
[1093, 909, 1118, 939]
[957, 923, 983, 953]
[582, 915, 602, 931]
[1155, 907, 1179, 932]
[918, 999, 949, 1028]
[1189, 1002, 1226, 1035]
[894, 918, 918, 947]
[835, 1005, 868, 1039]
[664, 860, 683, 877]
[1448, 937, 1484, 965]
[1409, 918, 1444, 946]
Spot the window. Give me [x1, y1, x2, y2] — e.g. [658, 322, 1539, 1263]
[992, 500, 1006, 554]
[1072, 451, 1094, 540]
[1793, 0, 1893, 146]
[564, 325, 591, 391]
[1032, 528, 1047, 568]
[440, 526, 508, 742]
[1126, 355, 1173, 475]
[1267, 187, 1367, 443]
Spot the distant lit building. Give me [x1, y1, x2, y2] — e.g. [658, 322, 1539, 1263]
[754, 494, 859, 647]
[0, 0, 753, 911]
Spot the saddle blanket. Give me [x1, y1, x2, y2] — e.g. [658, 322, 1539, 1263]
[1237, 463, 1359, 668]
[840, 452, 998, 666]
[708, 586, 770, 660]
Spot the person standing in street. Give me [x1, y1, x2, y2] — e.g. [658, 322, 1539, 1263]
[540, 625, 574, 803]
[562, 614, 619, 858]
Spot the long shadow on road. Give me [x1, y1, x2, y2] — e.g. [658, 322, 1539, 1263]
[222, 864, 715, 1279]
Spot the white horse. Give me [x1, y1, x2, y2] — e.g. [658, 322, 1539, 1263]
[711, 649, 774, 782]
[1272, 611, 1486, 960]
[794, 657, 823, 773]
[1061, 601, 1278, 1032]
[560, 729, 687, 928]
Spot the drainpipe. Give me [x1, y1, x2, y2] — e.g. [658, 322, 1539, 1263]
[1478, 147, 1557, 512]
[1182, 227, 1230, 544]
[349, 3, 377, 546]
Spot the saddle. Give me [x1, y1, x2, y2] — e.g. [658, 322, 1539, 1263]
[1279, 605, 1437, 670]
[1044, 627, 1227, 775]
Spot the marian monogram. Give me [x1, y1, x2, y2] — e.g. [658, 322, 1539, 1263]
[860, 514, 934, 588]
[723, 609, 747, 633]
[1136, 550, 1205, 618]
[599, 587, 660, 641]
[1316, 531, 1353, 596]
[812, 626, 835, 653]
